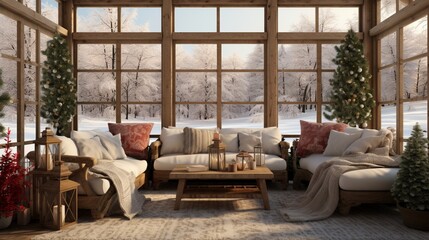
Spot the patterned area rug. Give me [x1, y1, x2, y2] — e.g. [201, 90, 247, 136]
[32, 189, 429, 240]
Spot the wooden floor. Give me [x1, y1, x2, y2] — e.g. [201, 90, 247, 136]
[0, 220, 49, 240]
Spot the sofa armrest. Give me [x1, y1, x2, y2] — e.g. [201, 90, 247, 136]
[292, 139, 300, 171]
[279, 141, 290, 160]
[62, 155, 98, 196]
[150, 140, 162, 160]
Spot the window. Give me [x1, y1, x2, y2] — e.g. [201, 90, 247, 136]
[220, 8, 264, 32]
[77, 8, 119, 32]
[278, 8, 315, 32]
[174, 8, 216, 32]
[121, 8, 161, 32]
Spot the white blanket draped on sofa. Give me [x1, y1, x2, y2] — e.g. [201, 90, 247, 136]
[91, 162, 146, 219]
[280, 129, 401, 222]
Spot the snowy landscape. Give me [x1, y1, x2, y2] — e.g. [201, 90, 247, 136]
[0, 2, 427, 155]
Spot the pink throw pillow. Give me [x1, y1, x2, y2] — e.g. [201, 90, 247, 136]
[108, 123, 154, 160]
[296, 120, 347, 157]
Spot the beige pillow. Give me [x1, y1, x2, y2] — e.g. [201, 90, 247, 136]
[261, 127, 282, 156]
[183, 127, 215, 154]
[323, 130, 361, 156]
[160, 127, 185, 155]
[97, 133, 127, 159]
[74, 137, 113, 160]
[343, 136, 384, 156]
[369, 146, 390, 156]
[221, 133, 239, 152]
[238, 131, 262, 152]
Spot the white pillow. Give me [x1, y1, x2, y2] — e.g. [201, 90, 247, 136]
[74, 137, 113, 160]
[323, 130, 361, 156]
[221, 133, 239, 152]
[97, 133, 127, 159]
[261, 127, 282, 156]
[344, 127, 363, 135]
[160, 127, 184, 155]
[56, 136, 78, 156]
[238, 131, 262, 152]
[361, 129, 380, 138]
[343, 136, 384, 155]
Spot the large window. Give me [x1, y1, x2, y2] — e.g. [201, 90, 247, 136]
[378, 14, 428, 149]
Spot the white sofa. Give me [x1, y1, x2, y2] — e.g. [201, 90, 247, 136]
[28, 130, 148, 219]
[292, 127, 399, 214]
[150, 127, 290, 189]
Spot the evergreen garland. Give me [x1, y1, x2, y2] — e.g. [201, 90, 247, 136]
[41, 33, 76, 136]
[391, 123, 429, 211]
[324, 29, 375, 128]
[0, 68, 11, 137]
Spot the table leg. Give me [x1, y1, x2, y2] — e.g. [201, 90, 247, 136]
[257, 179, 270, 210]
[174, 179, 186, 210]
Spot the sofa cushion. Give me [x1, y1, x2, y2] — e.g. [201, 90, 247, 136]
[153, 153, 286, 171]
[183, 127, 215, 154]
[74, 137, 113, 160]
[299, 154, 333, 174]
[323, 130, 361, 156]
[160, 127, 185, 155]
[238, 131, 262, 152]
[79, 157, 147, 195]
[220, 133, 239, 152]
[97, 133, 128, 160]
[343, 136, 384, 155]
[297, 121, 348, 157]
[339, 168, 399, 191]
[108, 123, 154, 160]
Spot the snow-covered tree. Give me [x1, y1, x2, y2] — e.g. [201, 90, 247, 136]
[0, 69, 11, 136]
[324, 29, 375, 127]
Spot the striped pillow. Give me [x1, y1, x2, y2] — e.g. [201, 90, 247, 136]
[184, 127, 216, 154]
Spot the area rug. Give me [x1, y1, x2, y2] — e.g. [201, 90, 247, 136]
[32, 189, 429, 240]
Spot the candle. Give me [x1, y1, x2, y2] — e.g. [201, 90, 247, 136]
[53, 205, 65, 226]
[213, 132, 220, 140]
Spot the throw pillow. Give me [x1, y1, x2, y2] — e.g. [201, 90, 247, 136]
[343, 136, 384, 155]
[369, 146, 390, 156]
[238, 131, 262, 152]
[323, 130, 362, 156]
[160, 127, 185, 155]
[183, 127, 216, 154]
[296, 120, 348, 157]
[108, 123, 154, 160]
[56, 136, 78, 156]
[97, 133, 128, 159]
[261, 127, 282, 156]
[220, 133, 239, 152]
[74, 136, 113, 160]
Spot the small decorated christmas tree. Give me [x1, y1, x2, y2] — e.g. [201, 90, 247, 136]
[41, 33, 76, 136]
[391, 123, 429, 211]
[324, 29, 375, 128]
[0, 68, 11, 136]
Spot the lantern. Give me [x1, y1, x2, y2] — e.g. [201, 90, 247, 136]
[208, 139, 226, 171]
[254, 144, 265, 166]
[236, 151, 252, 171]
[40, 161, 79, 230]
[35, 127, 61, 170]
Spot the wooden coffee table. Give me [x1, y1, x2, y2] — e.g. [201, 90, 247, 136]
[169, 165, 274, 210]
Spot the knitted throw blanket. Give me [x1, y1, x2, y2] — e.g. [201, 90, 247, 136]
[280, 133, 400, 222]
[91, 162, 146, 220]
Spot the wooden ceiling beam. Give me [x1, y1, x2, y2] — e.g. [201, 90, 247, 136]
[73, 32, 162, 42]
[173, 32, 267, 41]
[278, 32, 363, 41]
[73, 0, 162, 7]
[278, 0, 363, 6]
[370, 0, 429, 36]
[0, 0, 67, 35]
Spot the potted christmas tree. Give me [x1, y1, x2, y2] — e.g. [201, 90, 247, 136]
[323, 29, 375, 128]
[41, 33, 76, 136]
[391, 123, 429, 231]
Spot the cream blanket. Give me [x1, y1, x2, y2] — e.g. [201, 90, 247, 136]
[91, 162, 146, 220]
[281, 129, 400, 222]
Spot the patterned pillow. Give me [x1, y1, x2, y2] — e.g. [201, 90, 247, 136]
[108, 123, 154, 160]
[183, 127, 216, 154]
[296, 120, 348, 157]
